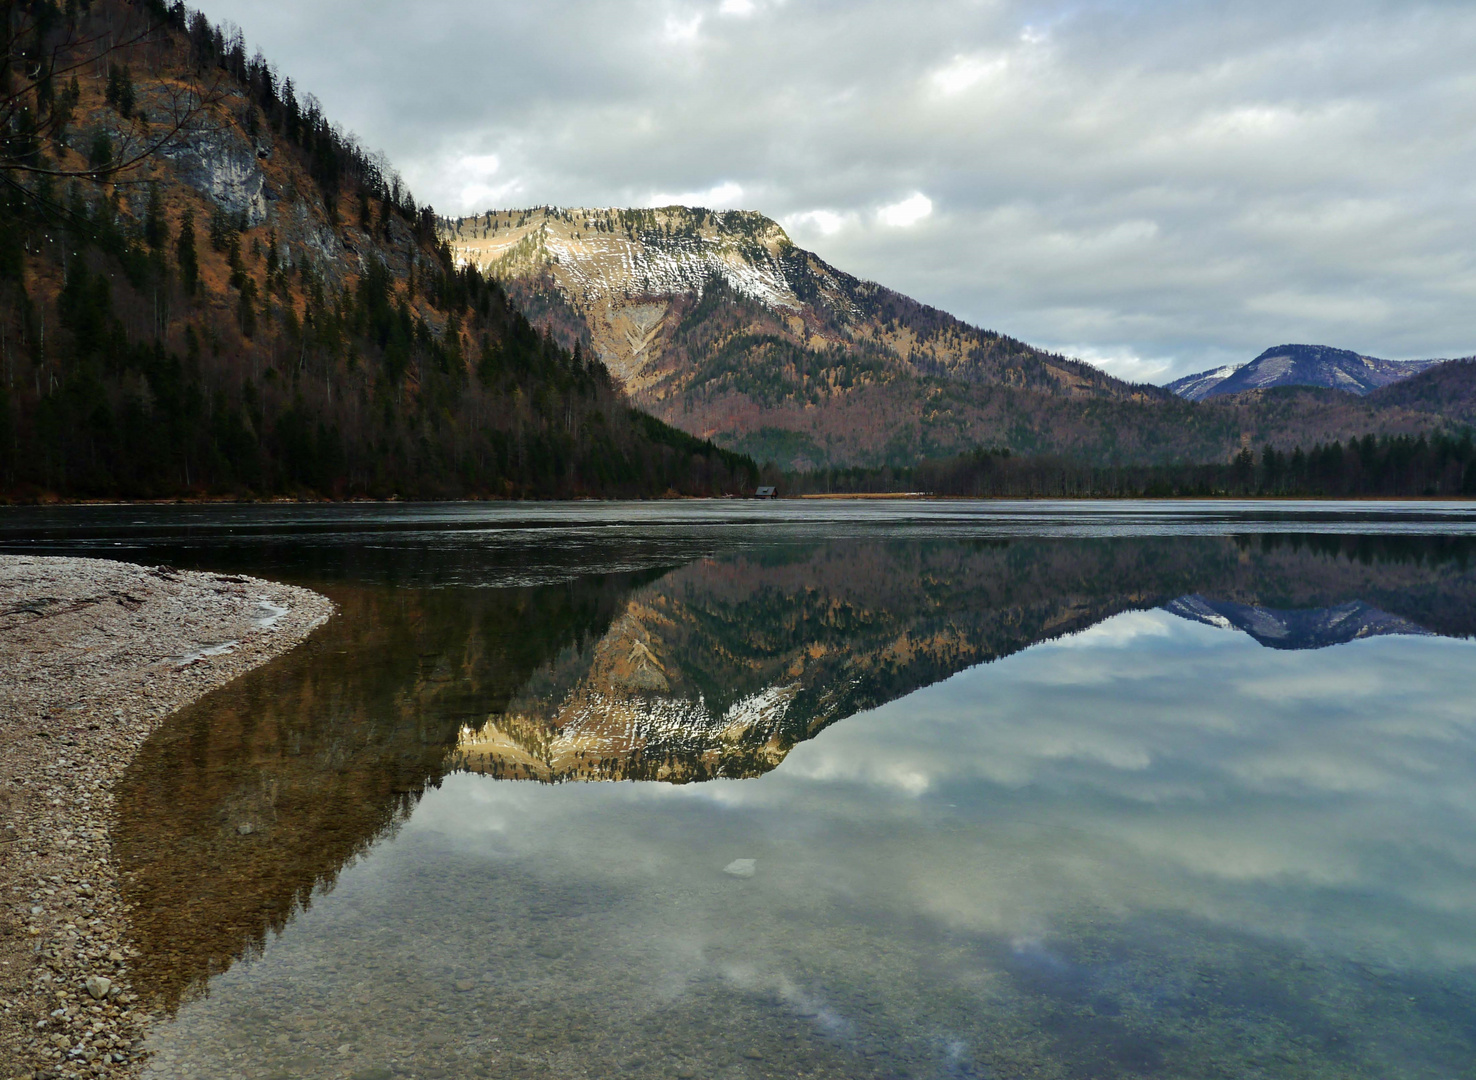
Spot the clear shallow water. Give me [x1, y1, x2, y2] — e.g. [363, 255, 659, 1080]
[6, 502, 1476, 1079]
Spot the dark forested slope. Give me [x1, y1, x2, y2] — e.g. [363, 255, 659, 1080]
[0, 0, 755, 499]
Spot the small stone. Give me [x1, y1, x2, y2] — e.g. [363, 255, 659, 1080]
[454, 979, 475, 992]
[236, 823, 254, 836]
[85, 975, 111, 1000]
[723, 858, 756, 878]
[742, 1049, 764, 1060]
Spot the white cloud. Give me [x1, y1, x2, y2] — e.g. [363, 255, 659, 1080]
[1051, 609, 1177, 649]
[663, 11, 704, 44]
[1055, 345, 1179, 384]
[783, 209, 852, 236]
[425, 152, 525, 216]
[645, 180, 745, 209]
[188, 0, 1476, 381]
[878, 193, 933, 228]
[928, 53, 1008, 97]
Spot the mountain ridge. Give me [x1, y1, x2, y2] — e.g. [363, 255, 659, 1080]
[443, 205, 1158, 398]
[1167, 344, 1459, 401]
[1163, 595, 1434, 649]
[441, 205, 1186, 468]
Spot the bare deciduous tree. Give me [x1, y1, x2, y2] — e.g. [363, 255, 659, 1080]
[1, 0, 222, 198]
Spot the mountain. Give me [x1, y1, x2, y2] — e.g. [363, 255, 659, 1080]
[442, 206, 1144, 398]
[456, 535, 1476, 784]
[441, 206, 1185, 468]
[1162, 595, 1433, 649]
[0, 1, 753, 500]
[1168, 344, 1455, 401]
[444, 210, 1476, 470]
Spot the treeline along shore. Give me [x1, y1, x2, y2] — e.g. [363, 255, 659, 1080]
[785, 431, 1476, 499]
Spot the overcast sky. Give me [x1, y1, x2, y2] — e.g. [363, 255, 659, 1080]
[194, 0, 1476, 383]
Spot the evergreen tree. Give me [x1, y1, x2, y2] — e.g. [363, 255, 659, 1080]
[176, 214, 200, 296]
[144, 184, 167, 249]
[87, 132, 113, 173]
[105, 64, 135, 118]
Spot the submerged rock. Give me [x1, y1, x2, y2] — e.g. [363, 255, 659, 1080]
[723, 858, 757, 878]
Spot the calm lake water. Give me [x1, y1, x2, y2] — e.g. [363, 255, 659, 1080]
[5, 501, 1476, 1080]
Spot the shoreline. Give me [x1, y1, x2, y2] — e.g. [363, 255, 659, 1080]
[0, 493, 1472, 506]
[0, 557, 334, 1080]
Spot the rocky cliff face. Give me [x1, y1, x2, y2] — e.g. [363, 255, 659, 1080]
[156, 118, 270, 226]
[447, 208, 803, 392]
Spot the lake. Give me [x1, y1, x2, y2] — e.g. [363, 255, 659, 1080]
[4, 500, 1476, 1080]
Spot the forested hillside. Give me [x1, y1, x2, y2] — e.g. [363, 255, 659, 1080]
[0, 0, 756, 499]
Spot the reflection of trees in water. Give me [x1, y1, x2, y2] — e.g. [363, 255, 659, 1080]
[113, 573, 644, 1011]
[114, 535, 1476, 1012]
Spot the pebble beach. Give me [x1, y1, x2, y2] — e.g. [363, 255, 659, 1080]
[0, 557, 333, 1080]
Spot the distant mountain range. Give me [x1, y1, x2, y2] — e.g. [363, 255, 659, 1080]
[1167, 344, 1461, 401]
[442, 209, 1476, 469]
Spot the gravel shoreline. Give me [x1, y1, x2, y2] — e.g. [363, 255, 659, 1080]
[0, 557, 334, 1080]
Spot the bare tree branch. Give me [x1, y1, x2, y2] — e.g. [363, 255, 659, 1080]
[1, 2, 223, 190]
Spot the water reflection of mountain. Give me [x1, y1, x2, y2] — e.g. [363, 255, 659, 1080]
[1164, 595, 1435, 649]
[114, 533, 1476, 1009]
[458, 535, 1476, 783]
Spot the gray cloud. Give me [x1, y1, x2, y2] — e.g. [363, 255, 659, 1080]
[194, 0, 1476, 381]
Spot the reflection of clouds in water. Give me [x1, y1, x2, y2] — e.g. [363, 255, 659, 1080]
[1235, 666, 1387, 703]
[773, 615, 1476, 961]
[1049, 608, 1177, 649]
[411, 613, 1476, 974]
[778, 752, 935, 795]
